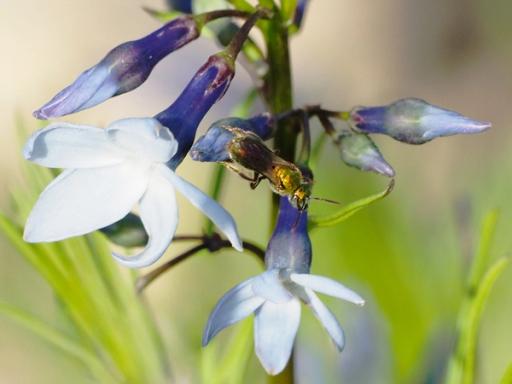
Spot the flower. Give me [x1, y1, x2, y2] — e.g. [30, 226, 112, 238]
[34, 15, 200, 120]
[155, 53, 235, 167]
[349, 98, 491, 144]
[337, 133, 395, 177]
[23, 117, 242, 268]
[190, 113, 274, 162]
[203, 198, 363, 375]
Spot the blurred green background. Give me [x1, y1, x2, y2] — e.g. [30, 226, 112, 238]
[1, 0, 511, 383]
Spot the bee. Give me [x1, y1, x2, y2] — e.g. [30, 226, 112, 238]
[223, 127, 313, 210]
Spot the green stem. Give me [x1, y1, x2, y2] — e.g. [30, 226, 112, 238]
[205, 165, 226, 235]
[262, 5, 295, 384]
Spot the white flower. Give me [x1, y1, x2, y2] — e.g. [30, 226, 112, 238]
[202, 269, 364, 375]
[23, 117, 243, 268]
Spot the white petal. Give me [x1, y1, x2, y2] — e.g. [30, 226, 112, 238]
[23, 123, 124, 168]
[251, 270, 294, 304]
[112, 170, 178, 268]
[106, 118, 177, 163]
[202, 277, 264, 346]
[302, 289, 345, 351]
[24, 162, 149, 242]
[290, 274, 365, 306]
[254, 299, 301, 375]
[158, 165, 243, 251]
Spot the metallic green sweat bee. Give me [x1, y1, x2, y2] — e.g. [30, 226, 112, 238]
[223, 127, 313, 210]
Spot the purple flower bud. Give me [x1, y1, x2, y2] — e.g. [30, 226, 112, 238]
[349, 98, 491, 145]
[155, 53, 235, 168]
[34, 16, 200, 119]
[265, 197, 311, 273]
[338, 133, 395, 177]
[293, 0, 309, 29]
[190, 113, 274, 162]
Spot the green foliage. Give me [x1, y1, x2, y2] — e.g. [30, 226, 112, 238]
[309, 179, 394, 229]
[0, 162, 170, 383]
[445, 210, 510, 384]
[201, 319, 254, 384]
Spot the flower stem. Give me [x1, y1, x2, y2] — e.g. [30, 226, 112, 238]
[262, 5, 296, 384]
[225, 8, 272, 61]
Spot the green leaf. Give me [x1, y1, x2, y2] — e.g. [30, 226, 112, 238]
[142, 7, 184, 23]
[201, 319, 254, 384]
[309, 179, 395, 229]
[0, 302, 117, 383]
[227, 0, 255, 12]
[468, 210, 499, 290]
[445, 212, 509, 384]
[445, 257, 509, 384]
[500, 363, 512, 384]
[281, 0, 298, 22]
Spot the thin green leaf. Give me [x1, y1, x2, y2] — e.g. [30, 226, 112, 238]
[500, 363, 512, 384]
[309, 179, 395, 229]
[227, 0, 255, 12]
[215, 319, 253, 384]
[445, 257, 510, 384]
[201, 319, 254, 384]
[468, 210, 499, 290]
[142, 7, 184, 23]
[281, 0, 298, 22]
[205, 165, 227, 236]
[0, 302, 117, 383]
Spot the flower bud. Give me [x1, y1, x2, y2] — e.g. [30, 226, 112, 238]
[338, 133, 395, 177]
[156, 53, 235, 168]
[34, 16, 200, 119]
[293, 0, 309, 29]
[265, 197, 311, 273]
[349, 98, 491, 144]
[190, 113, 274, 162]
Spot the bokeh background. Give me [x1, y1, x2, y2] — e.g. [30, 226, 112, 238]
[1, 0, 512, 383]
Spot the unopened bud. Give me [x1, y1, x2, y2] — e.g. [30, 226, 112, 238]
[338, 133, 395, 177]
[34, 16, 200, 119]
[349, 98, 491, 144]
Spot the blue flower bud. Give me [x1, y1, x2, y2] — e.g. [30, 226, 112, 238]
[265, 197, 311, 273]
[156, 53, 235, 168]
[34, 16, 200, 119]
[190, 113, 274, 162]
[338, 133, 395, 177]
[293, 0, 309, 29]
[349, 98, 491, 144]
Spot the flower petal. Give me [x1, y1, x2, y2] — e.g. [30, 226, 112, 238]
[106, 118, 177, 163]
[202, 277, 264, 346]
[251, 270, 294, 304]
[254, 299, 301, 375]
[112, 170, 178, 268]
[23, 123, 124, 168]
[290, 273, 365, 305]
[302, 288, 345, 351]
[24, 162, 148, 242]
[158, 165, 243, 251]
[33, 65, 118, 120]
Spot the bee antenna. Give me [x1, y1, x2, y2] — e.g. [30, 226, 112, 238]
[311, 196, 341, 205]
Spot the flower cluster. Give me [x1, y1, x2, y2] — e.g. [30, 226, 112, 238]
[22, 1, 491, 378]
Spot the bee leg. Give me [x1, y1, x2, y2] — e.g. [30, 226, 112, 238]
[250, 173, 265, 189]
[223, 162, 256, 182]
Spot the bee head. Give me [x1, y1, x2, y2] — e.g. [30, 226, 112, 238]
[290, 183, 311, 211]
